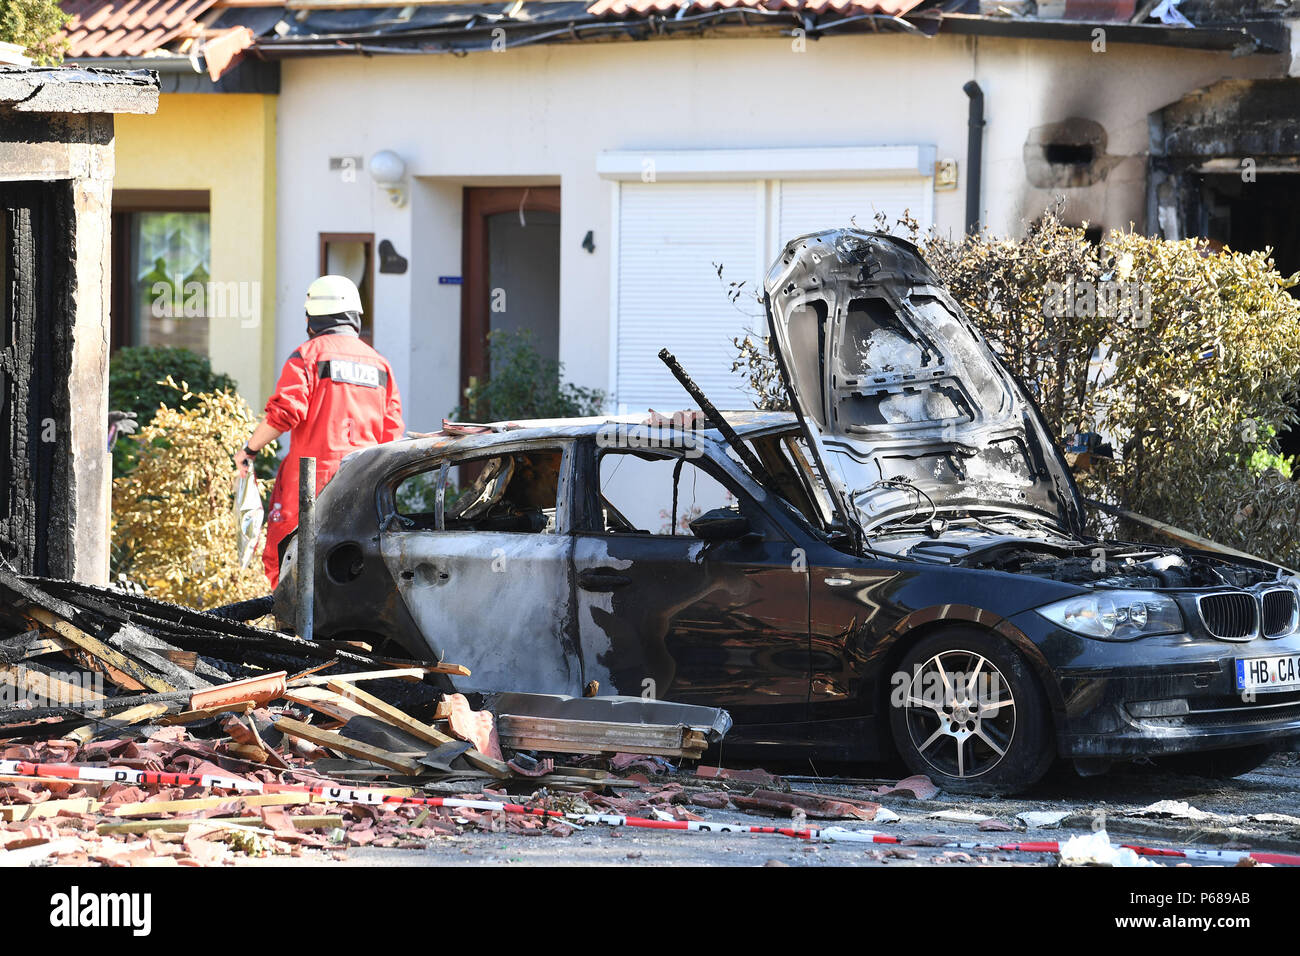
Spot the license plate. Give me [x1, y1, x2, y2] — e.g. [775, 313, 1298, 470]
[1237, 654, 1300, 692]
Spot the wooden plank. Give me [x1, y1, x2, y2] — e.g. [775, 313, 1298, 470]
[0, 663, 105, 704]
[286, 658, 340, 684]
[273, 716, 426, 774]
[113, 629, 209, 691]
[1085, 498, 1284, 568]
[111, 792, 321, 817]
[288, 663, 468, 687]
[62, 702, 167, 745]
[497, 714, 696, 757]
[0, 797, 101, 821]
[284, 686, 372, 724]
[325, 679, 511, 779]
[97, 815, 344, 836]
[0, 630, 69, 663]
[62, 649, 147, 692]
[26, 607, 175, 694]
[156, 700, 254, 725]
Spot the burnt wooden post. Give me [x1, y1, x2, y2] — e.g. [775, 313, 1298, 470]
[0, 69, 159, 581]
[298, 456, 317, 641]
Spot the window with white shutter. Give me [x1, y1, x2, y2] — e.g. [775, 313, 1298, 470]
[777, 178, 932, 249]
[614, 181, 763, 413]
[604, 147, 934, 413]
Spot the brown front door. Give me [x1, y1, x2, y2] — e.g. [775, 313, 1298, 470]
[459, 186, 562, 416]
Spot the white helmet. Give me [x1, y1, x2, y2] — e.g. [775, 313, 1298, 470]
[304, 275, 363, 316]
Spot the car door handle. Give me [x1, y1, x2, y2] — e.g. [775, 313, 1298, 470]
[578, 569, 632, 591]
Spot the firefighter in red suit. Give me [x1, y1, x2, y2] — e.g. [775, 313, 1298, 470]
[235, 275, 404, 587]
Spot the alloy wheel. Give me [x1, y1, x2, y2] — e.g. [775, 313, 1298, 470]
[901, 648, 1017, 779]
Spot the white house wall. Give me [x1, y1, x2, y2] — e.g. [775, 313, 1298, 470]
[275, 31, 1283, 430]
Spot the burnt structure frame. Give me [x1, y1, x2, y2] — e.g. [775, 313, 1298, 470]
[0, 178, 74, 576]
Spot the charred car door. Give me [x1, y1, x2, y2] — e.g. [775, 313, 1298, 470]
[570, 438, 810, 728]
[377, 441, 584, 695]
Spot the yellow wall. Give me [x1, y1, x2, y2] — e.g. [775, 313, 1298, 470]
[113, 93, 277, 404]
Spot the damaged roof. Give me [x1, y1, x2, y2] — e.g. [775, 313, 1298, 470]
[60, 0, 222, 58]
[59, 0, 276, 87]
[247, 0, 1287, 56]
[585, 0, 926, 16]
[57, 0, 1291, 64]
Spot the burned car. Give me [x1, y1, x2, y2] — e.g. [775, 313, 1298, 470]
[276, 228, 1300, 792]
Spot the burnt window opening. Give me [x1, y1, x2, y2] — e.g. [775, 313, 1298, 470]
[733, 431, 834, 532]
[394, 448, 563, 533]
[1044, 143, 1096, 166]
[1025, 119, 1110, 189]
[597, 449, 749, 537]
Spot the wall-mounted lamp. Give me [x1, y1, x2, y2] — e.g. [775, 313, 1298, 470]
[369, 150, 408, 208]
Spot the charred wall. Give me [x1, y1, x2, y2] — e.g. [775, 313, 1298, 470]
[0, 177, 73, 577]
[1149, 78, 1300, 247]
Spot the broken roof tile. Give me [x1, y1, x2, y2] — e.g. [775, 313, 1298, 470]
[60, 0, 221, 59]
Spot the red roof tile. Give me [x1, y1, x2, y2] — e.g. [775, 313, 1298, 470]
[61, 0, 220, 58]
[586, 0, 926, 17]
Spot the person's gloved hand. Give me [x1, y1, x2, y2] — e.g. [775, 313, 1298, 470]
[107, 410, 138, 451]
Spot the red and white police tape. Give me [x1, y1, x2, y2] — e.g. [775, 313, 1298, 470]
[2, 758, 1296, 865]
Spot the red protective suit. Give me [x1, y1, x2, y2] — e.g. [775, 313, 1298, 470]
[263, 330, 404, 585]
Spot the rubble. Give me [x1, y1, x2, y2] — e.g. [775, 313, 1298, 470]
[0, 568, 738, 864]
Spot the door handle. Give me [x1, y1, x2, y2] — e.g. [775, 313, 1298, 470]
[578, 568, 632, 591]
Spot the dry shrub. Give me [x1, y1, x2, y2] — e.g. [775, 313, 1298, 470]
[112, 378, 270, 608]
[926, 210, 1300, 565]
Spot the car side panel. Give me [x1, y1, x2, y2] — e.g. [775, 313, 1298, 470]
[571, 532, 810, 723]
[379, 530, 581, 695]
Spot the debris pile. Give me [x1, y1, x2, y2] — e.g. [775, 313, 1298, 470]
[0, 569, 742, 864]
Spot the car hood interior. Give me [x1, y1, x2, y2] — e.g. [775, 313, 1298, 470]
[763, 228, 1087, 544]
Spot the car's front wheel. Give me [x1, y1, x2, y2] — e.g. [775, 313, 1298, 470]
[887, 628, 1054, 794]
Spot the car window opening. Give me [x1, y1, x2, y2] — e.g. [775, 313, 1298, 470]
[395, 448, 563, 533]
[597, 450, 741, 537]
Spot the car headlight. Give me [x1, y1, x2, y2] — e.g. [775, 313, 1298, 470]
[1036, 590, 1183, 641]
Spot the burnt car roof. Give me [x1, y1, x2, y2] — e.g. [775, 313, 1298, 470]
[344, 410, 800, 468]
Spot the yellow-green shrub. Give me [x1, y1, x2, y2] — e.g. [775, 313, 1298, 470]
[112, 378, 272, 608]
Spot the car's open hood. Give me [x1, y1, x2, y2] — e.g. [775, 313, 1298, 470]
[763, 229, 1086, 541]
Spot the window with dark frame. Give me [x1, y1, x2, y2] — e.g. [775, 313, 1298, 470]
[110, 190, 211, 355]
[319, 233, 374, 344]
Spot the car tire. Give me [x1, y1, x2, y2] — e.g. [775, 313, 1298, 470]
[1158, 744, 1276, 779]
[887, 628, 1055, 795]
